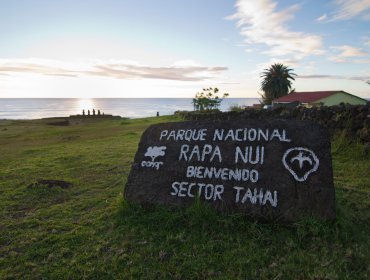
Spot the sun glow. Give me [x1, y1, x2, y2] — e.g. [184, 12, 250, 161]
[77, 98, 95, 115]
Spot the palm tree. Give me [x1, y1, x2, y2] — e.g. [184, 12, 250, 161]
[260, 63, 296, 105]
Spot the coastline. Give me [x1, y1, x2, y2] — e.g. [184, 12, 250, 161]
[0, 98, 260, 120]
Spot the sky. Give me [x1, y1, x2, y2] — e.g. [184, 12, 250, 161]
[0, 0, 369, 98]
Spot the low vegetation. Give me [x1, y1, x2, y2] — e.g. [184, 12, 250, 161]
[192, 87, 229, 111]
[0, 116, 369, 279]
[229, 104, 246, 112]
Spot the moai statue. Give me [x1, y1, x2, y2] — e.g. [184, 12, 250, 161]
[88, 110, 90, 116]
[93, 109, 96, 116]
[156, 112, 159, 117]
[98, 110, 101, 116]
[82, 109, 85, 116]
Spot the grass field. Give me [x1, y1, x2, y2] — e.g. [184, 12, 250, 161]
[0, 116, 369, 279]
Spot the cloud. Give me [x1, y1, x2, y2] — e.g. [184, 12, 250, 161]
[298, 74, 370, 81]
[352, 58, 370, 63]
[227, 0, 324, 60]
[216, 82, 241, 85]
[328, 56, 347, 63]
[243, 58, 300, 80]
[331, 45, 368, 57]
[257, 58, 300, 71]
[0, 59, 228, 82]
[328, 0, 370, 21]
[85, 64, 227, 81]
[363, 38, 370, 46]
[329, 45, 368, 63]
[316, 13, 328, 22]
[0, 60, 78, 77]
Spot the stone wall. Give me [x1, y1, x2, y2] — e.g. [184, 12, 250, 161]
[176, 104, 370, 143]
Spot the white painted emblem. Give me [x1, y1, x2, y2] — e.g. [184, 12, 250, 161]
[141, 146, 167, 170]
[282, 147, 319, 182]
[145, 146, 167, 161]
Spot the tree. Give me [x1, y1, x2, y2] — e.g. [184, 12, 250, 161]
[144, 146, 167, 162]
[260, 63, 296, 105]
[192, 87, 229, 111]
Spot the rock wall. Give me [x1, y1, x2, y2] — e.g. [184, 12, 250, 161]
[176, 104, 370, 143]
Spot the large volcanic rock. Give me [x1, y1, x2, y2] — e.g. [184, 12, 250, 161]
[125, 119, 335, 222]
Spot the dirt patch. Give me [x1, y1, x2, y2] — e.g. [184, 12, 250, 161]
[27, 179, 73, 189]
[46, 120, 69, 126]
[61, 135, 80, 141]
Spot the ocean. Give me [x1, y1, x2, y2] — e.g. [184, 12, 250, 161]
[0, 98, 260, 119]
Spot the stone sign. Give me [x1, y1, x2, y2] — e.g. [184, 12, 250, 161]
[125, 119, 335, 221]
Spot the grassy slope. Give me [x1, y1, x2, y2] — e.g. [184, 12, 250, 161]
[0, 116, 369, 279]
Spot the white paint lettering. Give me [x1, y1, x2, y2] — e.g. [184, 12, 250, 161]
[250, 169, 259, 183]
[225, 129, 235, 141]
[255, 188, 264, 204]
[213, 129, 224, 141]
[235, 129, 243, 141]
[248, 128, 257, 141]
[241, 188, 253, 204]
[234, 187, 278, 207]
[233, 186, 244, 203]
[270, 129, 281, 141]
[201, 145, 213, 161]
[179, 145, 222, 163]
[197, 183, 205, 197]
[235, 146, 248, 164]
[161, 129, 208, 142]
[204, 184, 214, 200]
[273, 191, 278, 207]
[199, 129, 207, 141]
[189, 145, 200, 161]
[249, 146, 260, 164]
[214, 185, 224, 201]
[196, 166, 204, 178]
[235, 146, 264, 165]
[242, 169, 249, 181]
[186, 165, 195, 177]
[210, 128, 290, 142]
[179, 145, 189, 161]
[159, 130, 168, 140]
[170, 181, 224, 201]
[171, 182, 179, 195]
[178, 182, 188, 197]
[258, 129, 269, 141]
[263, 190, 273, 206]
[209, 146, 222, 163]
[187, 183, 195, 197]
[141, 161, 164, 170]
[221, 168, 228, 180]
[185, 165, 259, 183]
[281, 129, 291, 142]
[176, 129, 185, 141]
[184, 129, 194, 141]
[168, 130, 176, 140]
[229, 169, 242, 181]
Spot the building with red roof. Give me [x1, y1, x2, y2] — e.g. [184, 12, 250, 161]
[272, 91, 367, 108]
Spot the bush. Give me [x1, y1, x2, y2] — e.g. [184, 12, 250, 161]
[192, 87, 228, 111]
[229, 104, 246, 112]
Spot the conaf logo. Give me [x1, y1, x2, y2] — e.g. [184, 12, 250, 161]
[144, 146, 167, 162]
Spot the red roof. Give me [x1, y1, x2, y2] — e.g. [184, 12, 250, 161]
[273, 91, 340, 103]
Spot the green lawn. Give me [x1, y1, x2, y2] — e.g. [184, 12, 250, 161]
[0, 116, 369, 279]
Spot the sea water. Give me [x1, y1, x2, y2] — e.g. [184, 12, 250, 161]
[0, 98, 260, 119]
